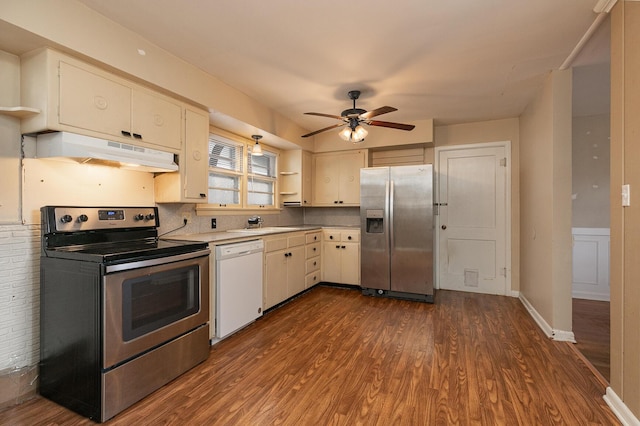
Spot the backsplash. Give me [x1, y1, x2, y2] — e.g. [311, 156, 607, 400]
[156, 205, 360, 237]
[302, 207, 360, 227]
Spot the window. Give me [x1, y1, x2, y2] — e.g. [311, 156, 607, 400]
[247, 151, 277, 207]
[206, 133, 278, 209]
[208, 135, 243, 207]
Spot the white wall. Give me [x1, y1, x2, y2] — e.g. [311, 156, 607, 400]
[572, 114, 610, 228]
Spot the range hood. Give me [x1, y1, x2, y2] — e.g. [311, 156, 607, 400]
[36, 132, 179, 173]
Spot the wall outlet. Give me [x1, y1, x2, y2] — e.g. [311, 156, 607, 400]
[211, 218, 217, 229]
[182, 212, 192, 224]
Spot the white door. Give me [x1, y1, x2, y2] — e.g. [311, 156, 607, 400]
[435, 142, 510, 295]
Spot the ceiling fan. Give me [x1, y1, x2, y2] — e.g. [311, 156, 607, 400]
[301, 90, 415, 142]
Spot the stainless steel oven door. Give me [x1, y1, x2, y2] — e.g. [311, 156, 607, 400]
[103, 250, 209, 368]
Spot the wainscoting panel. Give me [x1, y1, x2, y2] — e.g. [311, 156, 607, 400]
[572, 228, 610, 301]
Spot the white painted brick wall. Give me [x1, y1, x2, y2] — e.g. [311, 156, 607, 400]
[0, 224, 40, 371]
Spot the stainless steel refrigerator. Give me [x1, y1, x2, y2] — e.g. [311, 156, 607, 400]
[360, 164, 434, 302]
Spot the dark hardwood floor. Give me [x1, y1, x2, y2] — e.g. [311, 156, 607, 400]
[0, 287, 619, 425]
[573, 298, 610, 382]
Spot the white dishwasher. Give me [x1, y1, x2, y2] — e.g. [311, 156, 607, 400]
[215, 239, 264, 340]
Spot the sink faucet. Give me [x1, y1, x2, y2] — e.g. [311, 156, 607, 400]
[247, 216, 263, 228]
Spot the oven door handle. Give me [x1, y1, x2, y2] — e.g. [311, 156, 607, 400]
[105, 249, 210, 273]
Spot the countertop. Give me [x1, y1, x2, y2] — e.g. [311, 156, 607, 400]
[162, 225, 358, 244]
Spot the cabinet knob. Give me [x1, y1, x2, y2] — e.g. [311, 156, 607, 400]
[336, 245, 340, 249]
[348, 236, 352, 240]
[341, 245, 346, 249]
[121, 130, 132, 137]
[132, 133, 143, 139]
[329, 236, 333, 240]
[313, 247, 316, 252]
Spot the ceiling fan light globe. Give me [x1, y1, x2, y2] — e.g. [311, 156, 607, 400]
[339, 127, 353, 141]
[354, 125, 368, 141]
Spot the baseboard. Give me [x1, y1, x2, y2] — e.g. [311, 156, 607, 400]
[518, 294, 576, 342]
[604, 387, 640, 426]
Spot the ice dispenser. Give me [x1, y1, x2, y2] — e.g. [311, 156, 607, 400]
[365, 209, 384, 233]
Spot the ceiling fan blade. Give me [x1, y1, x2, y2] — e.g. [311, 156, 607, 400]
[301, 123, 345, 138]
[368, 120, 415, 131]
[304, 112, 345, 120]
[360, 106, 397, 120]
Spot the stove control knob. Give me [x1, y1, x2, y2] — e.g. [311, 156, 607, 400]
[77, 214, 88, 223]
[134, 214, 145, 221]
[60, 214, 73, 223]
[145, 213, 155, 221]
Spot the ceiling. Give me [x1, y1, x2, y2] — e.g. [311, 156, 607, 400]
[29, 1, 616, 136]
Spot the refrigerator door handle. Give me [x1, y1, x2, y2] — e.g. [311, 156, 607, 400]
[389, 180, 395, 253]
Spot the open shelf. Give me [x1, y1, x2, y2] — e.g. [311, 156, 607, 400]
[0, 106, 41, 118]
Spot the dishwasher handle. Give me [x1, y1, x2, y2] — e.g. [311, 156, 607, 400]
[215, 240, 264, 260]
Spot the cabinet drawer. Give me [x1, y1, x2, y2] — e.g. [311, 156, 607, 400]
[288, 234, 306, 247]
[323, 231, 341, 242]
[305, 272, 321, 288]
[306, 257, 320, 274]
[341, 231, 360, 242]
[265, 237, 288, 252]
[306, 242, 320, 258]
[305, 232, 321, 244]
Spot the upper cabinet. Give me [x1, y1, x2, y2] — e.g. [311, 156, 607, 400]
[280, 149, 312, 207]
[21, 48, 182, 153]
[313, 150, 366, 206]
[155, 107, 209, 203]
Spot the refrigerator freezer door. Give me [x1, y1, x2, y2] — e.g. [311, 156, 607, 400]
[360, 167, 390, 291]
[389, 165, 433, 295]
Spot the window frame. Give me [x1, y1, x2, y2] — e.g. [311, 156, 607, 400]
[201, 132, 280, 211]
[246, 150, 277, 208]
[207, 134, 244, 208]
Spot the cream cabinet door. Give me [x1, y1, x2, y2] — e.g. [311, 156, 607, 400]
[264, 250, 288, 310]
[287, 245, 306, 296]
[59, 61, 131, 138]
[183, 108, 209, 200]
[338, 151, 364, 205]
[341, 242, 360, 285]
[313, 154, 341, 205]
[131, 89, 182, 150]
[302, 151, 313, 205]
[322, 240, 342, 283]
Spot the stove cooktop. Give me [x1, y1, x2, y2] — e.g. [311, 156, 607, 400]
[43, 238, 209, 264]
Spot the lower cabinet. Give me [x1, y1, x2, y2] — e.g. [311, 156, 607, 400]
[263, 227, 358, 310]
[264, 233, 306, 310]
[321, 229, 360, 285]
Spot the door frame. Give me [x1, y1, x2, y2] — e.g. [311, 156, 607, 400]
[434, 141, 512, 295]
